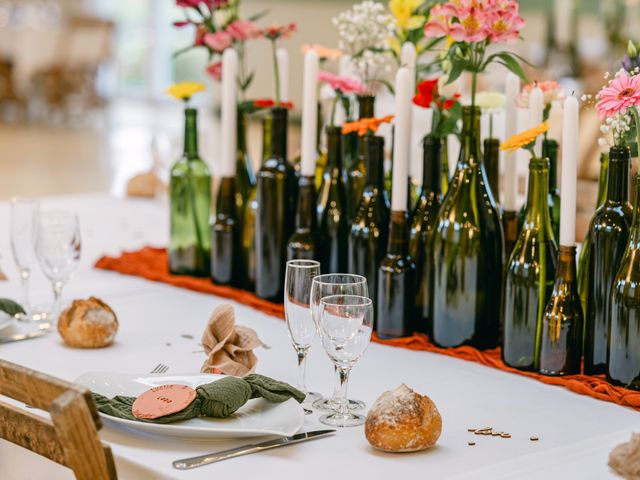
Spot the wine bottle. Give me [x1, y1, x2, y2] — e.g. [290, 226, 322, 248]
[377, 210, 416, 339]
[287, 175, 318, 261]
[440, 139, 450, 197]
[608, 173, 640, 390]
[483, 138, 500, 206]
[585, 146, 632, 375]
[349, 135, 390, 309]
[544, 139, 561, 245]
[317, 125, 348, 272]
[431, 106, 504, 349]
[412, 136, 443, 334]
[236, 110, 256, 212]
[502, 210, 519, 261]
[577, 152, 608, 320]
[502, 157, 558, 370]
[346, 94, 375, 223]
[211, 177, 241, 286]
[169, 107, 211, 277]
[538, 245, 583, 375]
[314, 102, 327, 191]
[255, 107, 297, 302]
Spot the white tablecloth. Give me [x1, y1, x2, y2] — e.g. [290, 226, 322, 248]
[0, 194, 638, 480]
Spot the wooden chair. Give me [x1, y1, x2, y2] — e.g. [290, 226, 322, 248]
[0, 359, 117, 480]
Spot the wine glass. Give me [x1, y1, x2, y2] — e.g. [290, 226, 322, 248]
[34, 211, 81, 323]
[284, 259, 321, 402]
[310, 274, 368, 411]
[318, 294, 373, 427]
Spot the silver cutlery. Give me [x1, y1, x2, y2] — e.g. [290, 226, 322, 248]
[0, 330, 48, 344]
[173, 429, 336, 469]
[150, 363, 169, 374]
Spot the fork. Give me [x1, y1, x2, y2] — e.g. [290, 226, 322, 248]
[150, 363, 169, 374]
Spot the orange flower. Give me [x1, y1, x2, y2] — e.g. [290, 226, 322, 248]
[301, 44, 343, 60]
[342, 115, 395, 136]
[500, 122, 548, 152]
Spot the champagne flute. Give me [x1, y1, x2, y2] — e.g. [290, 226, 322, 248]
[34, 211, 81, 322]
[310, 274, 368, 411]
[284, 259, 321, 403]
[318, 294, 373, 427]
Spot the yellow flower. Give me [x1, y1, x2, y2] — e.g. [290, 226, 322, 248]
[405, 15, 426, 30]
[387, 36, 401, 55]
[166, 82, 205, 101]
[389, 0, 422, 28]
[500, 122, 549, 153]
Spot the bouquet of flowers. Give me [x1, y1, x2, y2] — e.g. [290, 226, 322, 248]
[387, 0, 441, 63]
[413, 77, 461, 139]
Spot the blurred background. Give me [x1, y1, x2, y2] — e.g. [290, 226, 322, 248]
[0, 0, 637, 238]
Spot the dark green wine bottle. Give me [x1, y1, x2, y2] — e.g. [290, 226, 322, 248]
[585, 146, 632, 375]
[236, 110, 256, 212]
[287, 175, 318, 261]
[346, 94, 375, 223]
[483, 138, 500, 206]
[440, 139, 450, 197]
[317, 126, 348, 272]
[412, 136, 443, 334]
[169, 107, 211, 277]
[608, 173, 640, 390]
[545, 139, 561, 245]
[502, 210, 519, 261]
[502, 157, 558, 370]
[538, 245, 583, 375]
[577, 152, 608, 321]
[377, 210, 416, 339]
[431, 106, 504, 349]
[211, 177, 241, 286]
[349, 135, 390, 309]
[255, 107, 297, 302]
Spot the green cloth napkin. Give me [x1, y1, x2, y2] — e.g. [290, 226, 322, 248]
[92, 374, 305, 424]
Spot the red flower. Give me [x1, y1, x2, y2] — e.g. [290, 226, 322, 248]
[281, 101, 294, 110]
[177, 0, 201, 7]
[436, 93, 461, 110]
[253, 99, 294, 109]
[262, 22, 297, 40]
[177, 0, 228, 8]
[194, 25, 207, 46]
[413, 79, 439, 108]
[206, 61, 223, 81]
[173, 21, 191, 27]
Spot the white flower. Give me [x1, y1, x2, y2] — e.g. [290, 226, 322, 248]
[475, 91, 506, 110]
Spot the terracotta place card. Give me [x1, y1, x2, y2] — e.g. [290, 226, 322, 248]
[132, 384, 197, 420]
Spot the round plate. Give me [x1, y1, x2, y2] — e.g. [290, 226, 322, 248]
[0, 312, 13, 331]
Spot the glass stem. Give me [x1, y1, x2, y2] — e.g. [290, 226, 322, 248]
[330, 365, 341, 401]
[20, 269, 31, 314]
[336, 367, 351, 416]
[52, 280, 64, 319]
[296, 348, 308, 393]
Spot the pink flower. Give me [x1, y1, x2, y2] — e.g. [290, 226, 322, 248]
[262, 23, 297, 41]
[206, 61, 223, 81]
[448, 6, 490, 42]
[518, 80, 564, 107]
[318, 71, 366, 95]
[424, 4, 453, 38]
[203, 31, 232, 52]
[227, 20, 261, 41]
[485, 8, 524, 43]
[596, 73, 640, 118]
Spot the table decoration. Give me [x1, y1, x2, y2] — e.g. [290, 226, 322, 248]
[387, 0, 436, 61]
[364, 384, 441, 453]
[0, 298, 25, 318]
[503, 73, 521, 259]
[609, 432, 640, 478]
[167, 82, 211, 278]
[200, 303, 267, 377]
[501, 122, 557, 371]
[57, 297, 118, 349]
[475, 91, 505, 206]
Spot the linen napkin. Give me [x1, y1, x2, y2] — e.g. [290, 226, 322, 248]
[610, 433, 640, 479]
[92, 374, 304, 423]
[200, 304, 267, 376]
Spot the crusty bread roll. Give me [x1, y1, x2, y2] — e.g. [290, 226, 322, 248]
[57, 297, 118, 348]
[365, 384, 442, 453]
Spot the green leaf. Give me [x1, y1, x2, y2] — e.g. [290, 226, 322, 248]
[0, 298, 25, 317]
[378, 79, 395, 95]
[248, 10, 269, 22]
[494, 52, 528, 81]
[446, 59, 465, 84]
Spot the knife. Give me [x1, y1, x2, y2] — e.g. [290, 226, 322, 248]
[0, 331, 48, 344]
[173, 429, 336, 469]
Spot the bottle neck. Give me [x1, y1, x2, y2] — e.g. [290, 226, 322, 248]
[459, 106, 481, 167]
[270, 107, 288, 160]
[217, 177, 236, 213]
[422, 136, 442, 195]
[237, 110, 247, 153]
[357, 94, 375, 119]
[326, 126, 343, 170]
[387, 210, 409, 256]
[524, 157, 553, 231]
[261, 115, 272, 161]
[183, 108, 198, 158]
[364, 136, 384, 189]
[632, 175, 640, 229]
[596, 152, 609, 208]
[607, 146, 630, 204]
[556, 245, 577, 282]
[295, 176, 316, 230]
[543, 139, 559, 193]
[316, 101, 323, 152]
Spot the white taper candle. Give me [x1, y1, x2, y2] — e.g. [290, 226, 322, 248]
[548, 100, 564, 142]
[401, 42, 420, 185]
[560, 96, 579, 246]
[529, 85, 544, 157]
[391, 67, 412, 212]
[276, 47, 289, 102]
[300, 49, 319, 177]
[220, 48, 238, 177]
[503, 73, 520, 211]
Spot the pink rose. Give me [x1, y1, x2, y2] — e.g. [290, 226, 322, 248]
[206, 61, 222, 81]
[203, 31, 232, 52]
[227, 20, 261, 41]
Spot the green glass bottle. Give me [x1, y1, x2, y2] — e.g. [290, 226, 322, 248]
[431, 106, 504, 349]
[211, 177, 241, 286]
[412, 136, 443, 335]
[538, 245, 583, 375]
[502, 157, 558, 370]
[577, 152, 608, 320]
[349, 135, 390, 309]
[255, 107, 297, 302]
[585, 146, 632, 375]
[608, 173, 640, 390]
[317, 126, 348, 272]
[545, 139, 561, 245]
[440, 139, 450, 197]
[483, 138, 500, 207]
[346, 94, 375, 223]
[314, 102, 327, 191]
[236, 110, 256, 212]
[377, 210, 416, 339]
[169, 107, 211, 277]
[287, 175, 318, 261]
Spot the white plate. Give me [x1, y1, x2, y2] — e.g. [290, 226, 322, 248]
[0, 312, 13, 331]
[75, 372, 305, 439]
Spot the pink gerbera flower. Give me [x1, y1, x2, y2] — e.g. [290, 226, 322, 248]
[596, 73, 640, 118]
[318, 71, 366, 95]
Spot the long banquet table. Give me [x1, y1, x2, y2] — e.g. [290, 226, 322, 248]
[0, 193, 638, 479]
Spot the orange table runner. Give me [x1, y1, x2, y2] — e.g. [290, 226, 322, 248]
[95, 246, 640, 412]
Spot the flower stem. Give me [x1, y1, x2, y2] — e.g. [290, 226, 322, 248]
[271, 40, 281, 105]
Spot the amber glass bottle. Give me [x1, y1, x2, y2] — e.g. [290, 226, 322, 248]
[346, 95, 375, 223]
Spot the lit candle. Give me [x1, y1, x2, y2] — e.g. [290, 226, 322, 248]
[301, 49, 319, 177]
[560, 96, 579, 246]
[220, 48, 238, 177]
[503, 73, 520, 211]
[276, 47, 289, 102]
[529, 85, 544, 157]
[391, 67, 411, 212]
[547, 100, 563, 142]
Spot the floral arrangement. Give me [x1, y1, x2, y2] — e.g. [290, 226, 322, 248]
[387, 0, 440, 60]
[500, 122, 548, 154]
[262, 23, 297, 106]
[333, 1, 395, 93]
[413, 77, 461, 139]
[319, 71, 366, 126]
[592, 70, 640, 148]
[342, 115, 395, 136]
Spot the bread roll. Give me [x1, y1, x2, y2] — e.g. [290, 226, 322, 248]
[57, 297, 118, 348]
[365, 384, 442, 453]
